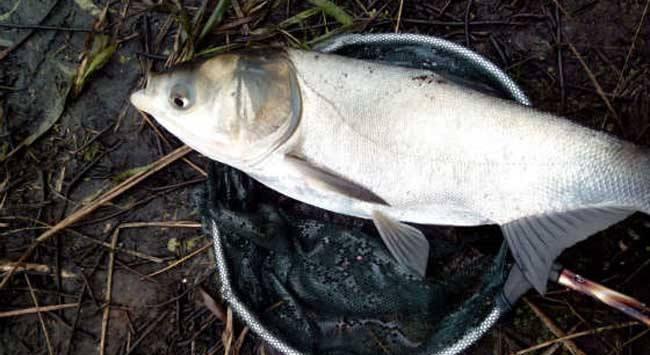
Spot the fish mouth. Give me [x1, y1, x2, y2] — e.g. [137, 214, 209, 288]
[130, 74, 154, 112]
[130, 89, 148, 112]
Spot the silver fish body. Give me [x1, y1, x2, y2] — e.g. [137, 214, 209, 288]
[130, 48, 650, 293]
[253, 50, 650, 223]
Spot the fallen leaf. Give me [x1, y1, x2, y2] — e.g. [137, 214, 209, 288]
[199, 287, 227, 322]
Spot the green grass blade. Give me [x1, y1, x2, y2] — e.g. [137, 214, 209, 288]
[308, 0, 354, 26]
[198, 0, 232, 42]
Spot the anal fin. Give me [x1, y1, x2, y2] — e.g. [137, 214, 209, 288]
[371, 210, 430, 277]
[502, 206, 634, 294]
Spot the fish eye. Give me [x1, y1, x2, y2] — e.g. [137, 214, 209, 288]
[169, 83, 194, 110]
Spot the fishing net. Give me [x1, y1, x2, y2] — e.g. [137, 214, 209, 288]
[197, 34, 531, 355]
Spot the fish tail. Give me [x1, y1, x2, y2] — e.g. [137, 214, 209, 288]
[502, 206, 635, 296]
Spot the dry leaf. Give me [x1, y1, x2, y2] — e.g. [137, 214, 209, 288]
[199, 287, 227, 322]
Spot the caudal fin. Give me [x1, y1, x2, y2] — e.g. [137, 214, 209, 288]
[502, 206, 634, 294]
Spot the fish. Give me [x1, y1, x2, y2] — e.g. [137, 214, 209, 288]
[130, 48, 650, 294]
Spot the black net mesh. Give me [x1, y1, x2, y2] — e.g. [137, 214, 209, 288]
[196, 34, 528, 355]
[198, 164, 508, 354]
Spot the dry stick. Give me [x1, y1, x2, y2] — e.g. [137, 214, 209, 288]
[0, 145, 192, 289]
[0, 216, 163, 263]
[613, 0, 649, 96]
[145, 241, 212, 278]
[63, 282, 88, 355]
[68, 229, 164, 263]
[0, 23, 95, 32]
[24, 274, 54, 355]
[230, 0, 250, 35]
[541, 323, 581, 355]
[0, 261, 78, 278]
[513, 321, 641, 355]
[124, 310, 171, 355]
[563, 300, 616, 351]
[604, 328, 650, 355]
[549, 0, 570, 18]
[394, 0, 404, 32]
[99, 229, 119, 355]
[0, 303, 79, 318]
[115, 259, 160, 284]
[233, 326, 250, 355]
[523, 298, 586, 355]
[548, 0, 623, 130]
[464, 0, 473, 47]
[565, 41, 621, 127]
[555, 4, 566, 113]
[139, 112, 207, 176]
[114, 221, 202, 230]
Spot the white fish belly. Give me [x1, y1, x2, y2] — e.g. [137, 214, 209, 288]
[253, 50, 650, 226]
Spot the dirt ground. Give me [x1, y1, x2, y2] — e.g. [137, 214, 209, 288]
[1, 0, 649, 354]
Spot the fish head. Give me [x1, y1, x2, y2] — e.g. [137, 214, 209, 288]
[130, 51, 301, 167]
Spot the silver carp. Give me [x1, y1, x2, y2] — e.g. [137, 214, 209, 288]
[130, 49, 650, 293]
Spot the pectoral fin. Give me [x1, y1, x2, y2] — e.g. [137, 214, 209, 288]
[371, 210, 430, 277]
[285, 154, 389, 205]
[502, 206, 634, 294]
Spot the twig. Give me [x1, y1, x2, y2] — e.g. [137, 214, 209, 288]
[565, 41, 621, 128]
[145, 241, 212, 278]
[223, 307, 234, 355]
[555, 4, 566, 113]
[621, 258, 650, 286]
[549, 0, 570, 18]
[0, 261, 78, 278]
[124, 310, 171, 355]
[0, 145, 192, 289]
[114, 221, 202, 230]
[69, 228, 165, 263]
[613, 0, 649, 96]
[523, 298, 586, 355]
[541, 323, 581, 355]
[99, 228, 119, 355]
[143, 286, 195, 308]
[607, 328, 650, 355]
[71, 124, 114, 154]
[63, 282, 88, 355]
[464, 0, 474, 47]
[233, 326, 250, 355]
[0, 216, 164, 263]
[513, 321, 641, 354]
[230, 0, 250, 35]
[115, 259, 160, 284]
[0, 303, 79, 318]
[399, 19, 532, 26]
[488, 35, 507, 66]
[24, 274, 54, 355]
[394, 0, 404, 32]
[139, 112, 207, 177]
[0, 23, 96, 32]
